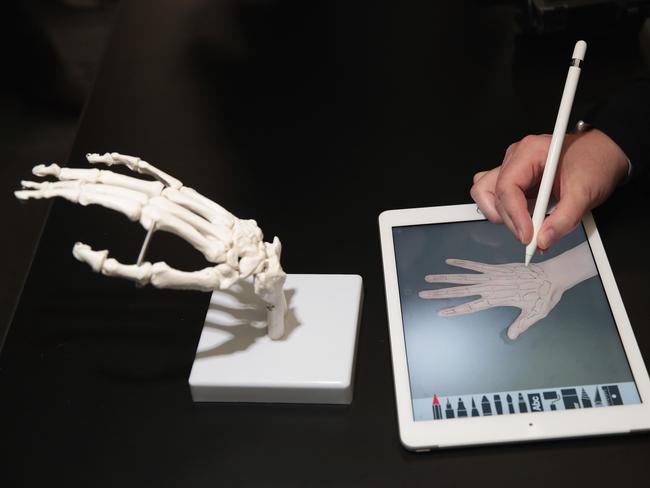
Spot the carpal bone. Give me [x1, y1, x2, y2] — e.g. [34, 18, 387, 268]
[139, 206, 228, 263]
[239, 253, 266, 278]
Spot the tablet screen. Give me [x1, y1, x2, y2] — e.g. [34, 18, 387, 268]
[392, 221, 641, 421]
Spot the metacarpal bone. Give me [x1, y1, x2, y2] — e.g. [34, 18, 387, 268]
[148, 196, 232, 244]
[178, 186, 234, 222]
[162, 187, 234, 228]
[139, 206, 227, 262]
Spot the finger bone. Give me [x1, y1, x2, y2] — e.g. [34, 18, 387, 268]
[33, 163, 62, 177]
[77, 189, 143, 221]
[27, 180, 84, 192]
[102, 258, 153, 285]
[54, 167, 165, 197]
[87, 153, 183, 189]
[20, 180, 60, 190]
[72, 242, 108, 273]
[16, 180, 148, 221]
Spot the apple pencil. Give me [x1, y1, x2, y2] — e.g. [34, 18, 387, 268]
[525, 40, 587, 266]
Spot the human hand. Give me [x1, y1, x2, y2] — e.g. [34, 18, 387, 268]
[470, 130, 628, 250]
[418, 242, 597, 340]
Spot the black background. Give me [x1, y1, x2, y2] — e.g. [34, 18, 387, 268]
[2, 1, 650, 486]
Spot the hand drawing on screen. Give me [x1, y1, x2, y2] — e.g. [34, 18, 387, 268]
[418, 241, 597, 340]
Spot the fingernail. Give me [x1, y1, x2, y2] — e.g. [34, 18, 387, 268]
[539, 227, 555, 249]
[514, 224, 525, 244]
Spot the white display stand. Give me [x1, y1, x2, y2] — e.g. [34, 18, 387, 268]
[189, 274, 363, 404]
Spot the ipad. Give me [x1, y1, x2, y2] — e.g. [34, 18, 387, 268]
[379, 204, 650, 451]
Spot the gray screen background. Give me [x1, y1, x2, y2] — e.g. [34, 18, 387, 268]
[393, 221, 635, 399]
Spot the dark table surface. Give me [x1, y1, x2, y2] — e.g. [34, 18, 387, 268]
[3, 1, 650, 486]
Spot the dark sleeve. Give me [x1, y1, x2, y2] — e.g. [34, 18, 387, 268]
[586, 74, 650, 171]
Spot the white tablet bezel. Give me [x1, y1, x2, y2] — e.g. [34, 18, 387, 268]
[379, 203, 650, 451]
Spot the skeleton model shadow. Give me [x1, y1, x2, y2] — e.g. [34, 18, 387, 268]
[197, 285, 300, 359]
[15, 152, 288, 340]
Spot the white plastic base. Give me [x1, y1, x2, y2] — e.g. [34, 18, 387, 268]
[189, 274, 363, 404]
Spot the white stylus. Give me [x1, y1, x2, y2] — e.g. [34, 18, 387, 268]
[525, 40, 587, 266]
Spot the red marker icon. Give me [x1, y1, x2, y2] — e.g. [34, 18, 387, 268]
[432, 395, 443, 420]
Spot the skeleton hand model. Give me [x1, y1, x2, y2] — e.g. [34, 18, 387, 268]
[418, 241, 597, 340]
[15, 152, 288, 339]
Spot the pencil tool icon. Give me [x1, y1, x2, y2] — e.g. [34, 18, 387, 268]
[518, 393, 528, 413]
[507, 394, 515, 414]
[543, 391, 560, 411]
[494, 394, 503, 415]
[445, 399, 455, 419]
[481, 396, 492, 416]
[471, 398, 480, 417]
[457, 398, 468, 417]
[580, 388, 592, 408]
[432, 395, 443, 420]
[561, 388, 581, 409]
[594, 387, 603, 407]
[602, 385, 623, 406]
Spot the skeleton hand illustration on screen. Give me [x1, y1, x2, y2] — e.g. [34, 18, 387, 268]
[15, 152, 288, 339]
[418, 242, 597, 340]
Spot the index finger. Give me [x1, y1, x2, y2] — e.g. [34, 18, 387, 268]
[424, 273, 490, 284]
[495, 138, 548, 244]
[418, 285, 485, 299]
[445, 258, 494, 274]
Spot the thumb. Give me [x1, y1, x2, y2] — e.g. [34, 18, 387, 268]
[507, 312, 530, 340]
[536, 190, 591, 250]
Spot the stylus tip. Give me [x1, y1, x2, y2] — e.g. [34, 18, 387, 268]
[524, 253, 533, 266]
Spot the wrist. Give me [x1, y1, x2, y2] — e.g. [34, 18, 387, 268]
[575, 122, 630, 185]
[540, 241, 597, 291]
[590, 129, 630, 185]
